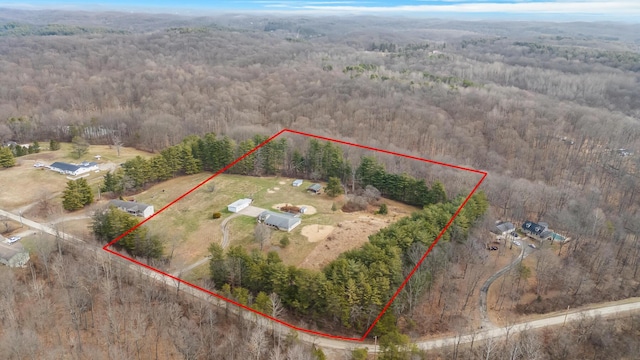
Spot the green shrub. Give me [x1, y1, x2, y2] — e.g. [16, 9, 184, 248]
[280, 235, 290, 248]
[212, 212, 222, 219]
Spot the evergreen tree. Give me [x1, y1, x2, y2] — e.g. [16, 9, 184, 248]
[62, 180, 84, 211]
[77, 178, 94, 205]
[428, 181, 447, 204]
[101, 171, 123, 194]
[92, 206, 163, 259]
[326, 177, 344, 197]
[0, 147, 15, 168]
[49, 139, 61, 151]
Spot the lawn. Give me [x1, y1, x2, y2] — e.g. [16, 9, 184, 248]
[132, 173, 419, 274]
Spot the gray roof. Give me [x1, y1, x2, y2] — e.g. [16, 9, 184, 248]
[0, 242, 25, 261]
[495, 222, 515, 234]
[50, 162, 81, 172]
[258, 210, 301, 230]
[308, 183, 322, 192]
[522, 221, 548, 236]
[109, 199, 152, 213]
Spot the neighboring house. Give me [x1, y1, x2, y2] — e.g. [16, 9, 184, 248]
[48, 161, 99, 176]
[492, 221, 515, 236]
[109, 199, 155, 218]
[292, 179, 303, 187]
[0, 241, 30, 268]
[228, 198, 252, 213]
[522, 220, 553, 240]
[307, 183, 322, 194]
[257, 210, 301, 232]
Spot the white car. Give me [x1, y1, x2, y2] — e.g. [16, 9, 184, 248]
[512, 240, 521, 247]
[8, 236, 21, 244]
[528, 244, 537, 249]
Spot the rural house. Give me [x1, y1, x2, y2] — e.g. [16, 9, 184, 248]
[0, 241, 30, 268]
[109, 199, 155, 218]
[48, 161, 99, 176]
[257, 210, 301, 232]
[307, 183, 322, 194]
[492, 221, 515, 236]
[522, 220, 552, 239]
[227, 198, 252, 213]
[292, 179, 303, 187]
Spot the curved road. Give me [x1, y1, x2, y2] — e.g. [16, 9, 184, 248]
[3, 208, 640, 354]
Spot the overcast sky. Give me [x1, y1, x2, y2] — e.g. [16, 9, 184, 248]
[2, 0, 639, 21]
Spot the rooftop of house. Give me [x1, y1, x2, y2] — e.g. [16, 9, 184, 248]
[49, 161, 81, 172]
[109, 199, 153, 212]
[258, 210, 301, 229]
[522, 220, 549, 236]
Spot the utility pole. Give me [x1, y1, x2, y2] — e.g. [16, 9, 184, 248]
[19, 210, 23, 227]
[374, 335, 378, 359]
[563, 305, 570, 327]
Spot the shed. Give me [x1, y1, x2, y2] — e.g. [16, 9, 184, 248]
[292, 179, 303, 187]
[307, 183, 322, 194]
[257, 210, 301, 232]
[228, 198, 252, 213]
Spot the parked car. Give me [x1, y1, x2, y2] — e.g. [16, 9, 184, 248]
[8, 236, 21, 244]
[511, 231, 519, 238]
[486, 245, 499, 251]
[528, 244, 537, 249]
[512, 240, 521, 246]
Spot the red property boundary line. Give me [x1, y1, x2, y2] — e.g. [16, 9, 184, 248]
[103, 128, 488, 342]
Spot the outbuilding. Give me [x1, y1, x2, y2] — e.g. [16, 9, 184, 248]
[307, 183, 322, 194]
[292, 179, 303, 187]
[228, 198, 252, 213]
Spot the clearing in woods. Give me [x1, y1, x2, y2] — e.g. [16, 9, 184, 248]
[130, 173, 418, 273]
[0, 143, 152, 212]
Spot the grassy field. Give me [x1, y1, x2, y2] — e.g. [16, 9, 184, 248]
[0, 143, 153, 211]
[134, 174, 419, 274]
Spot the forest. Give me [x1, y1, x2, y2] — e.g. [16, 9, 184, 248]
[1, 7, 640, 359]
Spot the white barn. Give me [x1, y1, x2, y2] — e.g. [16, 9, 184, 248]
[228, 198, 252, 213]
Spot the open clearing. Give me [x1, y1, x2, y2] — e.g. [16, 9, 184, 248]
[301, 224, 334, 243]
[0, 143, 152, 211]
[131, 174, 418, 274]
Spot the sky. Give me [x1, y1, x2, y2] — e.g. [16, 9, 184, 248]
[2, 0, 640, 22]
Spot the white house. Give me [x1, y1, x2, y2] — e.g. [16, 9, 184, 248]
[292, 179, 303, 187]
[48, 161, 99, 176]
[109, 200, 155, 218]
[228, 198, 252, 213]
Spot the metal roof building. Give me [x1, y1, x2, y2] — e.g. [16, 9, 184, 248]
[257, 210, 301, 232]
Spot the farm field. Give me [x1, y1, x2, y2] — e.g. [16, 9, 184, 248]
[0, 143, 153, 212]
[133, 173, 419, 274]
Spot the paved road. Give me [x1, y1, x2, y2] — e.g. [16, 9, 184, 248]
[4, 207, 640, 354]
[0, 209, 84, 244]
[479, 241, 532, 328]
